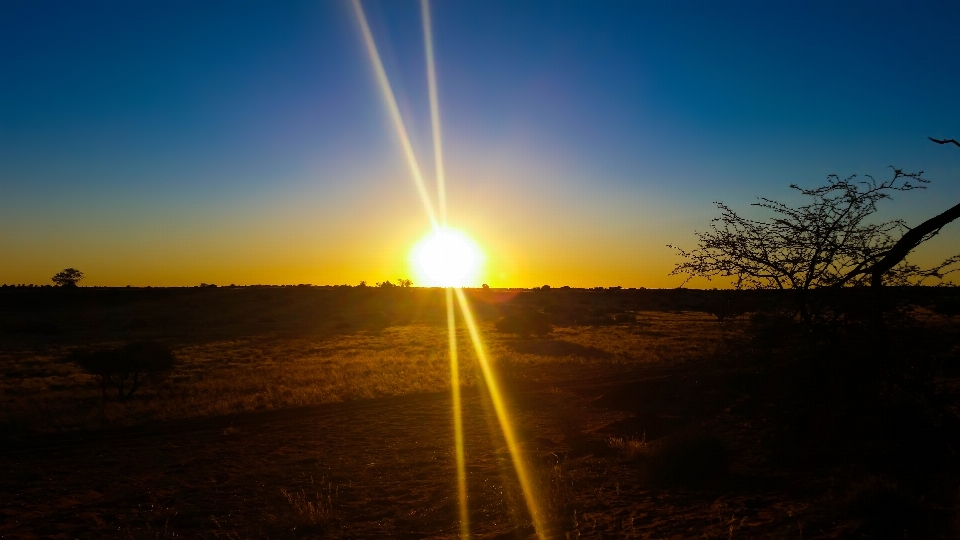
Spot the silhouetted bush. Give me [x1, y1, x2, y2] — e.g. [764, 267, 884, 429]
[70, 342, 176, 400]
[704, 295, 750, 322]
[495, 311, 552, 338]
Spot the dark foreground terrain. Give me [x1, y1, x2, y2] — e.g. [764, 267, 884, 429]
[2, 287, 960, 538]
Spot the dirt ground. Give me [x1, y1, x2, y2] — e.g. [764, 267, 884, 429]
[2, 357, 932, 540]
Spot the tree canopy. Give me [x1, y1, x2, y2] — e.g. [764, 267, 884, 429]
[669, 166, 959, 290]
[52, 268, 84, 287]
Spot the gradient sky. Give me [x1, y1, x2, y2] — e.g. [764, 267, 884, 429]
[2, 1, 959, 288]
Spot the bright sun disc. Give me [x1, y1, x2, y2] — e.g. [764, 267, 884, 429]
[411, 228, 483, 287]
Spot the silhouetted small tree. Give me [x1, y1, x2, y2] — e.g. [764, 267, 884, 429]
[397, 279, 412, 288]
[52, 268, 84, 287]
[71, 342, 176, 400]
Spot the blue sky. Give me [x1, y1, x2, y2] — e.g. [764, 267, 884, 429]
[2, 1, 959, 287]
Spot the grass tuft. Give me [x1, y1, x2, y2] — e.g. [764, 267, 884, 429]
[607, 435, 649, 459]
[279, 480, 340, 532]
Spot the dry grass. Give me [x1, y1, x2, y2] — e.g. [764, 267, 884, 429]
[4, 294, 959, 539]
[279, 480, 340, 531]
[1, 325, 468, 432]
[1, 311, 724, 433]
[607, 435, 649, 459]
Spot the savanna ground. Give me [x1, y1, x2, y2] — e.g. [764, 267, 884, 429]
[2, 286, 960, 539]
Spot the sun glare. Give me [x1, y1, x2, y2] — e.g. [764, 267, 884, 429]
[358, 1, 545, 535]
[412, 228, 483, 287]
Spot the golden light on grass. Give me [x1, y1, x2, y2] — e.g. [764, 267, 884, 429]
[446, 288, 470, 539]
[454, 288, 548, 537]
[411, 227, 484, 288]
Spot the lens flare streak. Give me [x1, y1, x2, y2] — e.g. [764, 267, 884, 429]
[446, 288, 470, 538]
[351, 0, 439, 230]
[421, 0, 447, 224]
[454, 288, 548, 538]
[353, 1, 546, 537]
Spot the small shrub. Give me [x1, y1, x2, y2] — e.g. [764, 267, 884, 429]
[495, 311, 552, 338]
[704, 295, 749, 322]
[70, 342, 176, 401]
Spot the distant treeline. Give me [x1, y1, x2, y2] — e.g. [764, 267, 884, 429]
[1, 282, 696, 290]
[2, 284, 958, 348]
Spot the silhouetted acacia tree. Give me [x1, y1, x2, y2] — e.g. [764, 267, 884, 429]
[71, 342, 176, 400]
[670, 164, 959, 295]
[52, 268, 84, 287]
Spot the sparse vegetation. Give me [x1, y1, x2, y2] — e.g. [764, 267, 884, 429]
[279, 481, 340, 533]
[70, 341, 175, 400]
[2, 287, 959, 538]
[0, 289, 724, 433]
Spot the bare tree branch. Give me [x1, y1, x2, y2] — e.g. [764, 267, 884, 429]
[929, 137, 960, 148]
[866, 201, 960, 286]
[861, 136, 960, 285]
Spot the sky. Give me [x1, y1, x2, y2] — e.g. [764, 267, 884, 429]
[2, 0, 959, 288]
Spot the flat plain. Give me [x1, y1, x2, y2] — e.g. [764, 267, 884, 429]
[2, 287, 959, 539]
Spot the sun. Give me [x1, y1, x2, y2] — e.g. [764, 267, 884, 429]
[411, 227, 484, 287]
